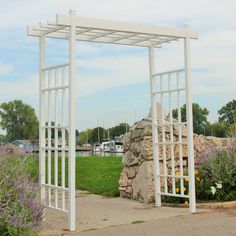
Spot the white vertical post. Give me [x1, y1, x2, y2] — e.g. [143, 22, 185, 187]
[184, 25, 196, 213]
[68, 10, 76, 231]
[39, 36, 46, 208]
[148, 46, 161, 207]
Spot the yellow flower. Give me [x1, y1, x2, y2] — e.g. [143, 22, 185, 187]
[182, 187, 186, 192]
[175, 187, 179, 193]
[176, 172, 181, 176]
[185, 201, 189, 206]
[196, 177, 200, 182]
[185, 177, 189, 182]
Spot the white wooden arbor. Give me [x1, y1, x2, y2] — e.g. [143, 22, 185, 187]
[28, 10, 198, 231]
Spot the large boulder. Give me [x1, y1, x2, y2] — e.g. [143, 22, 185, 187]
[119, 114, 232, 204]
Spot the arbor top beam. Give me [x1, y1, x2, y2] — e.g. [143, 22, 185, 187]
[28, 10, 198, 48]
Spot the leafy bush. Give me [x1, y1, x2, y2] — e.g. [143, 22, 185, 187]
[0, 155, 43, 235]
[196, 148, 236, 201]
[162, 146, 236, 204]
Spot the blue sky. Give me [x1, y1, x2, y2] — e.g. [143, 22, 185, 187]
[0, 0, 236, 132]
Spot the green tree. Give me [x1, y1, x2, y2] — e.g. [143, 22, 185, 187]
[90, 127, 106, 144]
[0, 134, 7, 144]
[218, 99, 236, 124]
[173, 103, 209, 135]
[109, 123, 130, 139]
[78, 129, 92, 145]
[0, 100, 39, 142]
[205, 122, 230, 137]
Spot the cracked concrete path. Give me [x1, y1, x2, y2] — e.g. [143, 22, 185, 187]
[38, 191, 236, 236]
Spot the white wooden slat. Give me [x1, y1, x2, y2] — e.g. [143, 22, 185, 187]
[42, 183, 69, 192]
[154, 88, 185, 95]
[159, 192, 189, 198]
[42, 85, 69, 92]
[47, 70, 52, 207]
[54, 68, 59, 209]
[168, 74, 176, 195]
[160, 75, 168, 194]
[42, 63, 69, 71]
[61, 66, 66, 211]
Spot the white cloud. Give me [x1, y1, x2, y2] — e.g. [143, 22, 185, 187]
[0, 0, 236, 127]
[0, 75, 38, 103]
[0, 0, 235, 29]
[0, 63, 14, 75]
[77, 54, 148, 96]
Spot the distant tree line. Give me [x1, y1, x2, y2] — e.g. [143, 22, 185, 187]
[0, 99, 236, 143]
[172, 100, 236, 137]
[78, 123, 130, 145]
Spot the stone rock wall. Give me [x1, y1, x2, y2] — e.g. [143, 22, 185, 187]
[119, 116, 232, 204]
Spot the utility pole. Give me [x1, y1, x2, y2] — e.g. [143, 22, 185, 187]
[86, 129, 88, 146]
[103, 120, 105, 140]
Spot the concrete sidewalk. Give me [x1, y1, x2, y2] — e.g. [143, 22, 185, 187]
[79, 212, 236, 236]
[38, 191, 236, 236]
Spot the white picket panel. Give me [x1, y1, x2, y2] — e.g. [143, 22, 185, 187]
[149, 43, 196, 212]
[39, 64, 70, 213]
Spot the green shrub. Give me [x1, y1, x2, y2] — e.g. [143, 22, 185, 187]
[163, 147, 236, 204]
[196, 148, 236, 201]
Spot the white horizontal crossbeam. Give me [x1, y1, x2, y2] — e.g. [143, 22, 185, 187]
[153, 68, 185, 77]
[42, 63, 69, 71]
[46, 205, 68, 213]
[42, 183, 69, 192]
[154, 88, 185, 95]
[158, 192, 189, 198]
[28, 11, 198, 48]
[56, 14, 198, 39]
[42, 85, 69, 92]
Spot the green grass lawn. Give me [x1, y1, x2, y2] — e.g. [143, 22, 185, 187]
[30, 155, 123, 197]
[76, 157, 123, 197]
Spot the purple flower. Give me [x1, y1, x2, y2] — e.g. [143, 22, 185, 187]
[0, 154, 44, 232]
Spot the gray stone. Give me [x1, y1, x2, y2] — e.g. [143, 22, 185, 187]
[122, 151, 139, 167]
[130, 142, 141, 155]
[119, 171, 128, 187]
[131, 129, 143, 140]
[140, 139, 153, 160]
[123, 132, 132, 152]
[132, 161, 155, 203]
[136, 119, 151, 130]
